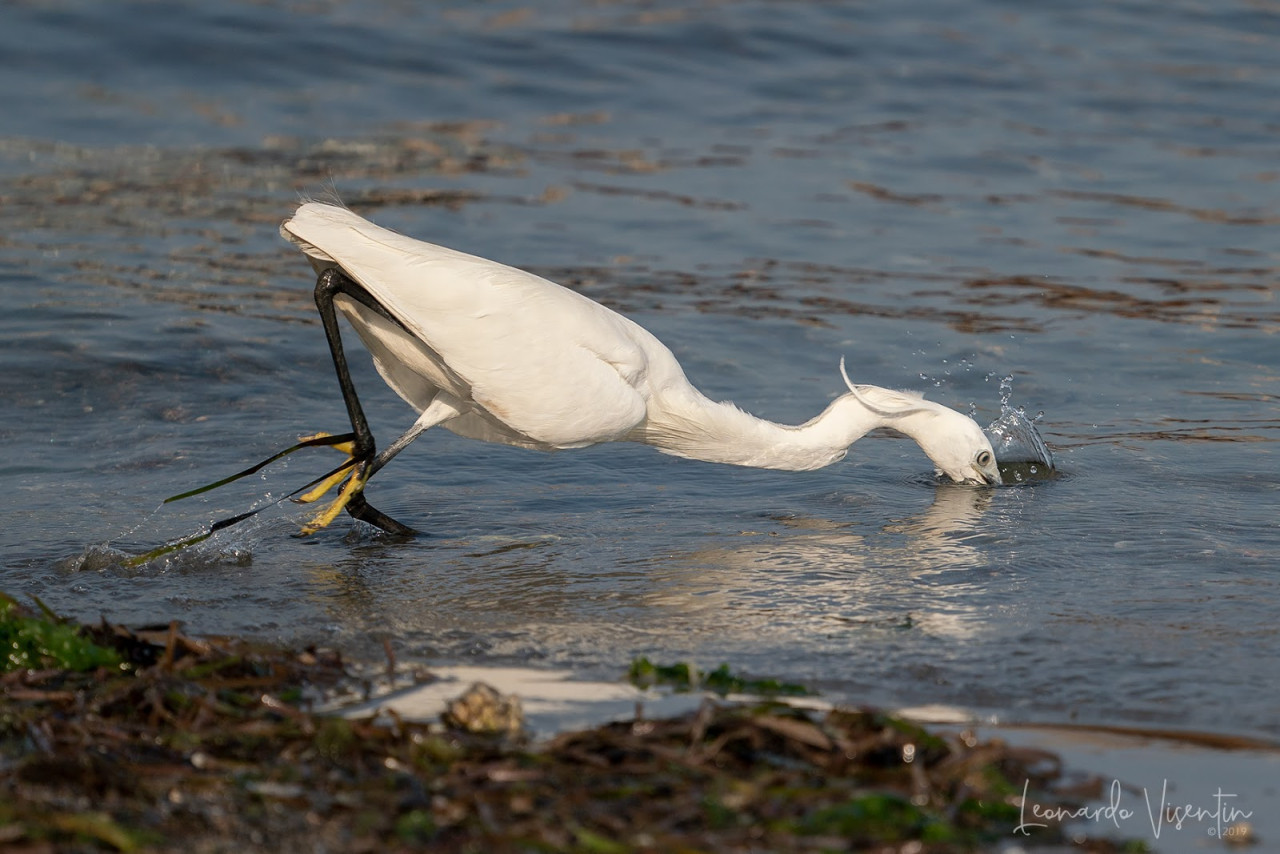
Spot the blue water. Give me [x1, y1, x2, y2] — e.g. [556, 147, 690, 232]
[1, 0, 1277, 742]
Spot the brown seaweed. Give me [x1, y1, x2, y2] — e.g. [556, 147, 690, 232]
[0, 597, 1141, 853]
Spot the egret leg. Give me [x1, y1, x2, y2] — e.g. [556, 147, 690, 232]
[369, 395, 464, 477]
[299, 397, 463, 535]
[312, 267, 416, 535]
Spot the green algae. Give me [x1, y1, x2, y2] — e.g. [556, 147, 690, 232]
[628, 656, 813, 697]
[0, 593, 124, 673]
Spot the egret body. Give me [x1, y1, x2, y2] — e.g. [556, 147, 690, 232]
[281, 202, 999, 534]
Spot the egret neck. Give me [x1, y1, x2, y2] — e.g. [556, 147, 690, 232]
[632, 389, 894, 472]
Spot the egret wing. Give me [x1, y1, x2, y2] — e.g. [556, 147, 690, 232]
[283, 203, 653, 448]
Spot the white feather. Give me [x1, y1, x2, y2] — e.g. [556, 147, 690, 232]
[281, 203, 1000, 483]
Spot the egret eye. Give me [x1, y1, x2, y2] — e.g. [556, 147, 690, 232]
[976, 450, 993, 467]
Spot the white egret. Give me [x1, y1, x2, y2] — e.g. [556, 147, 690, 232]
[280, 202, 1000, 535]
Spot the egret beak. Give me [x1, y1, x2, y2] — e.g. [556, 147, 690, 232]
[941, 466, 1002, 487]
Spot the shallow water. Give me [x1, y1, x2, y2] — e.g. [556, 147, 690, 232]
[2, 0, 1277, 749]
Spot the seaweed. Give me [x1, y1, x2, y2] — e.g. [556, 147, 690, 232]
[0, 594, 1142, 852]
[628, 656, 813, 697]
[1, 593, 124, 673]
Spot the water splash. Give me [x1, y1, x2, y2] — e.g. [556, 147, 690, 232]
[55, 487, 289, 575]
[919, 357, 975, 390]
[55, 538, 254, 576]
[984, 375, 1056, 484]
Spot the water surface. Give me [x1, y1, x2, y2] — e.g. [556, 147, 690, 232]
[1, 0, 1277, 742]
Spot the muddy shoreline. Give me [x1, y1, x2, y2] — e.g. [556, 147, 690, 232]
[0, 594, 1152, 853]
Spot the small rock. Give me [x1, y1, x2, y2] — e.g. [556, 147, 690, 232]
[441, 682, 523, 737]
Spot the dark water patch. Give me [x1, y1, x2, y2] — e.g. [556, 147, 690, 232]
[570, 180, 747, 211]
[847, 180, 948, 207]
[954, 274, 1277, 328]
[1050, 188, 1280, 226]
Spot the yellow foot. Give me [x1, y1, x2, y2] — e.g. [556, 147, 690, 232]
[299, 466, 370, 536]
[296, 465, 355, 504]
[298, 431, 356, 456]
[293, 432, 359, 504]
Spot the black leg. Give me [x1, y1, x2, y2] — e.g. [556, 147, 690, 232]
[347, 491, 417, 536]
[313, 267, 417, 535]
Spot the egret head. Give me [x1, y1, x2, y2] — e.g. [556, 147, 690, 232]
[909, 405, 1002, 485]
[839, 358, 1001, 486]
